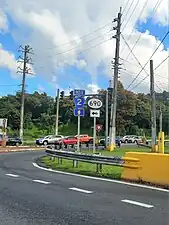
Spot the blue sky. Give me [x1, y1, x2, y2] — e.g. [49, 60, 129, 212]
[0, 16, 168, 97]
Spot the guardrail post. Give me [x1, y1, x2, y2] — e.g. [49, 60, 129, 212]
[96, 164, 99, 173]
[99, 164, 102, 172]
[73, 160, 78, 168]
[58, 158, 62, 164]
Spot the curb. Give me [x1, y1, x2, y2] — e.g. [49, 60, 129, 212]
[0, 148, 45, 153]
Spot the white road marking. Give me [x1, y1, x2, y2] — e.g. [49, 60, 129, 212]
[6, 173, 19, 178]
[69, 187, 93, 194]
[32, 162, 169, 193]
[121, 199, 154, 208]
[33, 179, 50, 185]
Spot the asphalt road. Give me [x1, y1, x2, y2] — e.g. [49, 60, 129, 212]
[0, 151, 169, 225]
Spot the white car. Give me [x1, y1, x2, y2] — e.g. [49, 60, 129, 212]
[121, 135, 137, 143]
[36, 135, 64, 145]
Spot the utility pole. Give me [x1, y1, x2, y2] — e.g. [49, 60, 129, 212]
[17, 45, 34, 141]
[55, 89, 60, 135]
[109, 7, 122, 151]
[105, 90, 109, 148]
[150, 59, 157, 152]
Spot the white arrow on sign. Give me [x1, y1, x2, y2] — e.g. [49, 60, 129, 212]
[88, 98, 103, 109]
[90, 109, 100, 118]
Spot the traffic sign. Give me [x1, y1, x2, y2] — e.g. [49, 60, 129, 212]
[74, 97, 85, 108]
[73, 89, 85, 97]
[88, 98, 103, 109]
[74, 108, 85, 117]
[96, 124, 103, 132]
[90, 109, 100, 118]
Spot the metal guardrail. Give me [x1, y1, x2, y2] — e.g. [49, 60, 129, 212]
[45, 149, 123, 172]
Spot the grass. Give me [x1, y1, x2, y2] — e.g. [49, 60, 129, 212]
[40, 146, 169, 180]
[40, 156, 123, 179]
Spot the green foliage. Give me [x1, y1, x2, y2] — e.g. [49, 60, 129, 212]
[0, 81, 169, 139]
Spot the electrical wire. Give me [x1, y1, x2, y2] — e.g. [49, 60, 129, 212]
[34, 29, 111, 58]
[126, 30, 169, 90]
[33, 38, 111, 70]
[120, 0, 149, 54]
[121, 0, 141, 32]
[120, 57, 168, 80]
[122, 0, 137, 25]
[154, 55, 169, 70]
[34, 22, 112, 51]
[124, 0, 164, 61]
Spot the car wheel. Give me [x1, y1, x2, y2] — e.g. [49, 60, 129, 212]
[16, 142, 19, 147]
[125, 140, 128, 143]
[43, 141, 48, 145]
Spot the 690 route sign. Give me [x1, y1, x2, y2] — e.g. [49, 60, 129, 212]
[88, 98, 103, 109]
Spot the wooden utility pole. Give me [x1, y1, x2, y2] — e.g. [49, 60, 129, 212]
[17, 45, 34, 141]
[109, 7, 122, 151]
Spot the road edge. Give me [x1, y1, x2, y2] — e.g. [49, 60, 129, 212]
[32, 160, 169, 193]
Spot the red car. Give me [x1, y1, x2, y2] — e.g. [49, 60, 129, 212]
[55, 136, 78, 149]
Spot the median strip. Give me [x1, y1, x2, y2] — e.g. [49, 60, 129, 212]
[121, 199, 154, 208]
[33, 179, 51, 185]
[69, 187, 93, 194]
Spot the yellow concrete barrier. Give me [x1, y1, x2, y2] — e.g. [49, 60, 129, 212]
[122, 152, 169, 186]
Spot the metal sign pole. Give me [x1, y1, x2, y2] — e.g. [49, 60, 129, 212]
[93, 117, 96, 154]
[77, 110, 81, 152]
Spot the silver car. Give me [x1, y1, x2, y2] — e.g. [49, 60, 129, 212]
[36, 135, 64, 145]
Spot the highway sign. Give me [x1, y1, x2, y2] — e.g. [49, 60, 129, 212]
[90, 109, 100, 118]
[74, 97, 85, 108]
[73, 89, 85, 97]
[74, 108, 85, 117]
[88, 98, 103, 109]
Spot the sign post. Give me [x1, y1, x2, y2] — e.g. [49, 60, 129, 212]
[77, 110, 81, 152]
[88, 98, 102, 154]
[73, 89, 85, 152]
[93, 117, 96, 154]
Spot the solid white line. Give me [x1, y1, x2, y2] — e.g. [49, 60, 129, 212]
[69, 187, 93, 194]
[6, 173, 19, 178]
[33, 179, 50, 185]
[121, 199, 154, 208]
[32, 162, 169, 193]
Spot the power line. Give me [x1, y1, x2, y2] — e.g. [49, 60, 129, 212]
[126, 30, 169, 90]
[122, 0, 137, 25]
[120, 0, 149, 54]
[121, 0, 141, 32]
[34, 29, 111, 58]
[120, 57, 168, 80]
[124, 0, 164, 61]
[34, 22, 111, 51]
[154, 55, 169, 70]
[34, 37, 111, 70]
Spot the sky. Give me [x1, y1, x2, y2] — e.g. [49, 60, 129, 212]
[0, 0, 168, 97]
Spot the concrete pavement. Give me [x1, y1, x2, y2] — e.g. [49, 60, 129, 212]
[0, 150, 168, 225]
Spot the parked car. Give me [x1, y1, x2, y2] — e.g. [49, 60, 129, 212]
[133, 136, 142, 144]
[99, 137, 122, 146]
[36, 135, 64, 145]
[55, 136, 78, 149]
[74, 134, 93, 144]
[0, 136, 22, 146]
[121, 135, 136, 143]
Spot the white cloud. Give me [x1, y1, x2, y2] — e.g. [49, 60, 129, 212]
[0, 9, 8, 32]
[0, 0, 168, 92]
[0, 43, 17, 75]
